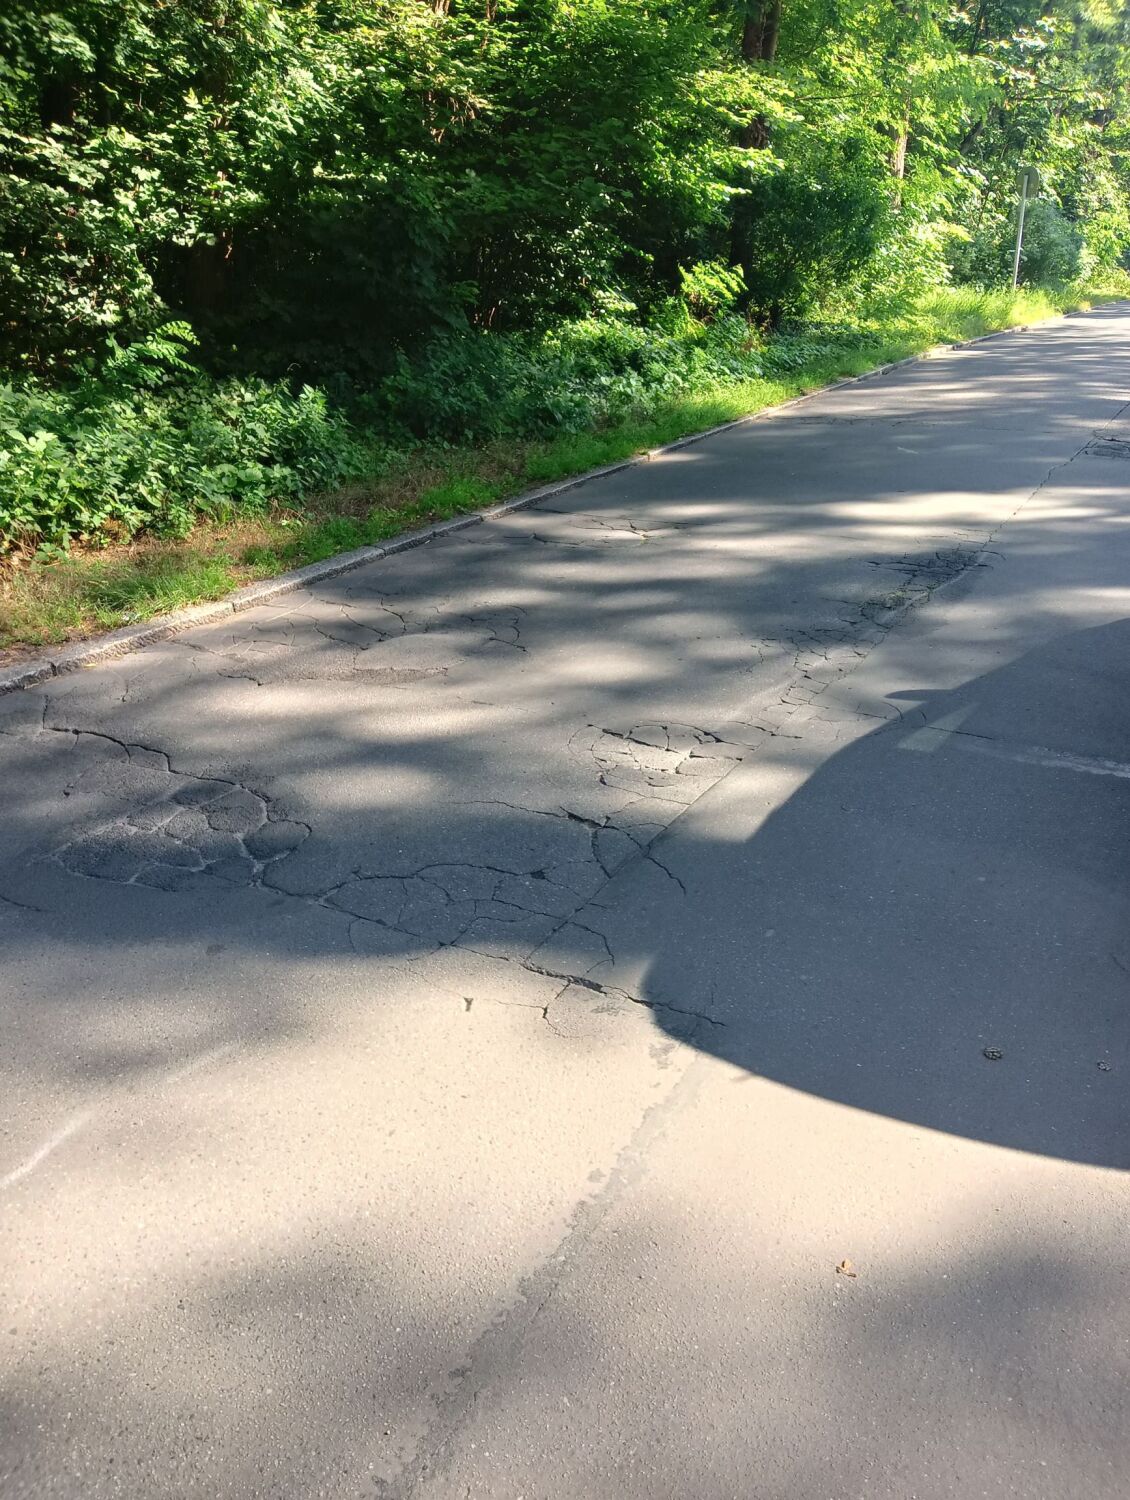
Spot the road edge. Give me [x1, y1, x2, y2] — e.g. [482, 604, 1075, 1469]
[0, 309, 1089, 695]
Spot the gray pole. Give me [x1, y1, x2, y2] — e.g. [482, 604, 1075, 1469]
[1011, 170, 1030, 290]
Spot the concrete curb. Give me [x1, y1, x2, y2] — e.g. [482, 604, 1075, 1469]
[0, 306, 1101, 695]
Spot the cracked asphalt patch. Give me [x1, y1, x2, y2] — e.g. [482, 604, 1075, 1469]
[3, 307, 1130, 1500]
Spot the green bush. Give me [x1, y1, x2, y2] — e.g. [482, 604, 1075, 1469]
[0, 306, 769, 549]
[1015, 201, 1085, 288]
[733, 137, 891, 319]
[0, 363, 368, 551]
[948, 199, 1085, 290]
[376, 314, 762, 446]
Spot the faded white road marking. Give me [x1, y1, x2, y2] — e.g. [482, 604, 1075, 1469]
[1, 1111, 91, 1191]
[899, 704, 977, 751]
[3, 1043, 236, 1192]
[900, 711, 1130, 780]
[161, 1042, 235, 1088]
[966, 739, 1130, 780]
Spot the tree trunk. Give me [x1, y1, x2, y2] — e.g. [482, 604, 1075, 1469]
[732, 1, 782, 294]
[741, 0, 782, 65]
[889, 100, 909, 207]
[891, 122, 909, 181]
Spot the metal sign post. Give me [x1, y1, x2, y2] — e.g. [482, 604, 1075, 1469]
[1012, 166, 1038, 289]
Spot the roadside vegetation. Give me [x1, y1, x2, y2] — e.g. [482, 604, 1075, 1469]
[2, 0, 1129, 653]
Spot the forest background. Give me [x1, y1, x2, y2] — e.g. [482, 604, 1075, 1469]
[2, 0, 1128, 645]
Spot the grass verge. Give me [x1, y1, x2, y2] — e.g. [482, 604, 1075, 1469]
[0, 283, 1120, 662]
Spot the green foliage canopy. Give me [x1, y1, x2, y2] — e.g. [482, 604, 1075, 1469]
[3, 0, 1128, 381]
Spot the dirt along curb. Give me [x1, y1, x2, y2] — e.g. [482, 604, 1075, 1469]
[0, 312, 1083, 696]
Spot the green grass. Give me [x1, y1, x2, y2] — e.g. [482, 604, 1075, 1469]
[1, 282, 1122, 660]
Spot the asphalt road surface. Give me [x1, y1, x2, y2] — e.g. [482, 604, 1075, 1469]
[3, 306, 1130, 1500]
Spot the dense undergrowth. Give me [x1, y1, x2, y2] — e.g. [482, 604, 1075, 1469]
[2, 281, 1121, 655]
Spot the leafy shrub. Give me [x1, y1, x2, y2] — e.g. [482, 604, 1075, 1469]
[0, 368, 368, 551]
[734, 138, 891, 319]
[1015, 201, 1084, 288]
[377, 315, 762, 446]
[678, 261, 748, 322]
[0, 305, 771, 549]
[948, 199, 1084, 289]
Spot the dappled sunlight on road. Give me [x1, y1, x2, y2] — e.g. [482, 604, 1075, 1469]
[2, 308, 1130, 1497]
